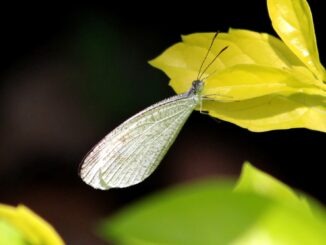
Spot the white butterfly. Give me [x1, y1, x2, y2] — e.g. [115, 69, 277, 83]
[79, 33, 226, 190]
[79, 80, 203, 189]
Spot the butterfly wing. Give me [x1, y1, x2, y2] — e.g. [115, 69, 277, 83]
[79, 93, 199, 189]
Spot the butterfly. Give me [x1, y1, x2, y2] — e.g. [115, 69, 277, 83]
[79, 33, 227, 190]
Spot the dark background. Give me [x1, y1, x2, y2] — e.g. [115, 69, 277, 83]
[0, 1, 325, 244]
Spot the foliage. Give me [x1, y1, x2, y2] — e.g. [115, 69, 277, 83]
[150, 0, 326, 132]
[0, 204, 64, 245]
[99, 163, 326, 244]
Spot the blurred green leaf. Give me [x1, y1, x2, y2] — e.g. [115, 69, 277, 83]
[99, 164, 326, 244]
[235, 162, 311, 212]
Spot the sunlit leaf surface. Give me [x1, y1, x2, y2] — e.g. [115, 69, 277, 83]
[150, 0, 326, 132]
[267, 0, 325, 81]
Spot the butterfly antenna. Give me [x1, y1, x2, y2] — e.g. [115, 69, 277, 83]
[198, 46, 228, 80]
[196, 32, 219, 80]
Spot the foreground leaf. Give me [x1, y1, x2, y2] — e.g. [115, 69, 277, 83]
[235, 162, 311, 211]
[0, 204, 64, 245]
[0, 220, 25, 245]
[100, 165, 326, 244]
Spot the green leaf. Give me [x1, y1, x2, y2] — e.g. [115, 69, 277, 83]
[99, 169, 326, 245]
[235, 162, 310, 210]
[267, 0, 325, 81]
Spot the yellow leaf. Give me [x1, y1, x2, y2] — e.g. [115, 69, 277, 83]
[204, 93, 326, 132]
[149, 1, 326, 132]
[182, 29, 304, 69]
[0, 203, 64, 245]
[267, 0, 325, 81]
[204, 64, 326, 101]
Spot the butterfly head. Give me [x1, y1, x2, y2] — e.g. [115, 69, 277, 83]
[190, 79, 204, 95]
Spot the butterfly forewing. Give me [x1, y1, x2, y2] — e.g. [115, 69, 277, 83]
[79, 33, 225, 190]
[79, 92, 199, 189]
